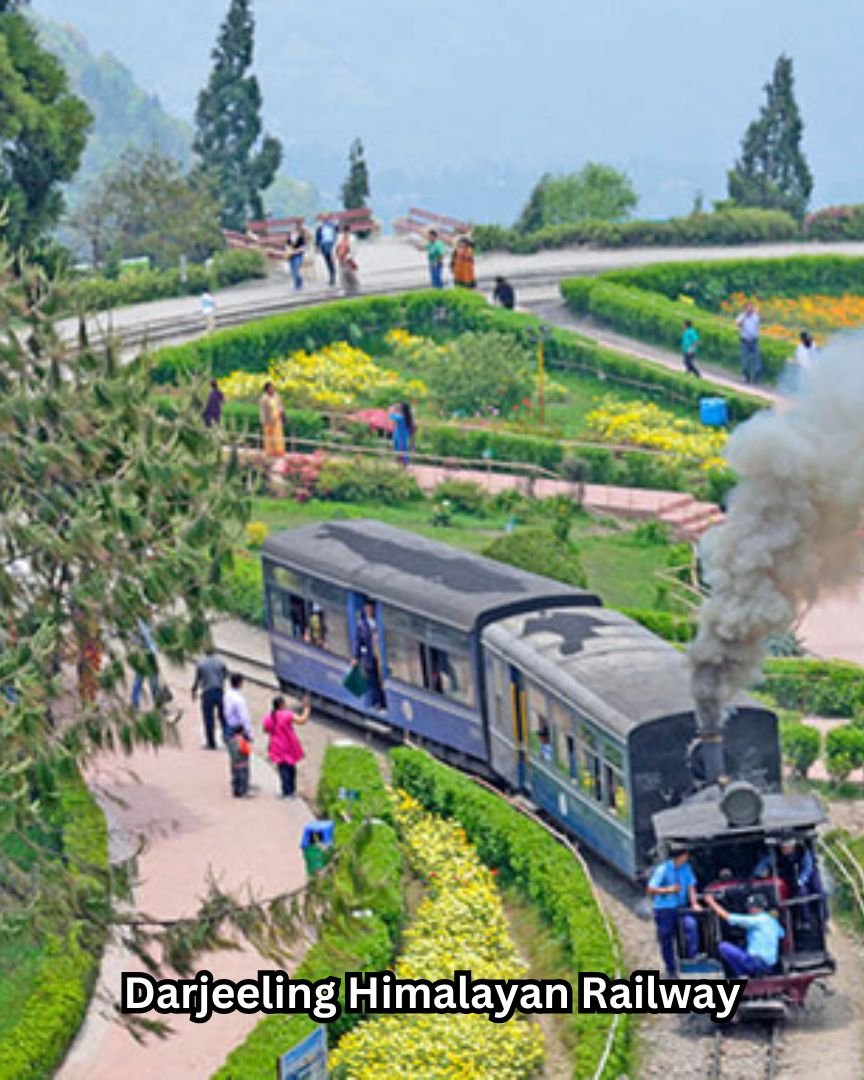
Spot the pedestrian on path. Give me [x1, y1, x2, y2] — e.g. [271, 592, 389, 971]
[451, 235, 476, 288]
[224, 672, 254, 798]
[201, 289, 216, 334]
[315, 217, 338, 286]
[336, 225, 360, 295]
[286, 226, 307, 290]
[493, 276, 515, 310]
[131, 617, 164, 711]
[425, 229, 448, 289]
[259, 381, 285, 458]
[681, 319, 702, 378]
[388, 401, 415, 466]
[191, 644, 228, 749]
[263, 693, 311, 797]
[202, 379, 225, 426]
[736, 301, 762, 384]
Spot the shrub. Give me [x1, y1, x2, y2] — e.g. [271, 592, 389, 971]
[431, 479, 488, 515]
[0, 778, 109, 1080]
[804, 205, 864, 241]
[618, 607, 695, 642]
[316, 456, 422, 505]
[425, 331, 534, 416]
[245, 521, 268, 548]
[825, 725, 864, 784]
[780, 721, 822, 779]
[214, 747, 404, 1079]
[390, 748, 630, 1079]
[759, 658, 864, 717]
[484, 527, 587, 587]
[221, 553, 264, 625]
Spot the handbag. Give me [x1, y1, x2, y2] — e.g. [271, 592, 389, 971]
[236, 734, 251, 758]
[343, 662, 369, 698]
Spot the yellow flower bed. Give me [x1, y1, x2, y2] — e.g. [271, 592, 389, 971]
[721, 291, 864, 341]
[586, 396, 727, 469]
[220, 341, 427, 409]
[329, 791, 545, 1080]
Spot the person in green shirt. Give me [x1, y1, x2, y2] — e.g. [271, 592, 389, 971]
[425, 229, 448, 288]
[681, 319, 701, 377]
[303, 831, 331, 876]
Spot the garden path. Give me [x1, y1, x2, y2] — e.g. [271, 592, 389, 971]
[56, 636, 355, 1080]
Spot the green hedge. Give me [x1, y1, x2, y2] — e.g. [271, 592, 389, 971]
[561, 278, 791, 380]
[66, 249, 268, 312]
[390, 747, 630, 1080]
[473, 208, 799, 254]
[0, 779, 109, 1080]
[221, 552, 265, 625]
[759, 658, 864, 717]
[618, 607, 696, 642]
[214, 746, 404, 1079]
[149, 289, 763, 424]
[804, 206, 864, 241]
[484, 528, 588, 587]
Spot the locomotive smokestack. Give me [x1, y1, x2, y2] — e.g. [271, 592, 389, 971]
[694, 696, 725, 784]
[690, 333, 864, 734]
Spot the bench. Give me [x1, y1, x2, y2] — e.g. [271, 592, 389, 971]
[316, 207, 379, 236]
[393, 206, 472, 245]
[247, 216, 306, 238]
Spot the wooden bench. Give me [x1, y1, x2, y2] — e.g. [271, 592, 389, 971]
[393, 207, 472, 245]
[316, 207, 379, 235]
[247, 216, 306, 238]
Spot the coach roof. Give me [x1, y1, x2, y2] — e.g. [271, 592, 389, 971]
[262, 520, 599, 633]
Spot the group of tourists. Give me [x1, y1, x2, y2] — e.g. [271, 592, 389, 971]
[191, 645, 312, 799]
[680, 300, 818, 386]
[648, 839, 824, 979]
[282, 218, 360, 295]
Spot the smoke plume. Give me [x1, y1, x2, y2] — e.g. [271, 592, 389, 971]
[690, 335, 864, 726]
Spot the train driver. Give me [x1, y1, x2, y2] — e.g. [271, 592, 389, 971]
[752, 836, 825, 926]
[705, 891, 784, 978]
[646, 844, 701, 978]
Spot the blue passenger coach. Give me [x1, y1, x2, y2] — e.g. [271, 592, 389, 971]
[262, 521, 781, 880]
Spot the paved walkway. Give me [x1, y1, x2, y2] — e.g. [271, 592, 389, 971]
[57, 639, 360, 1080]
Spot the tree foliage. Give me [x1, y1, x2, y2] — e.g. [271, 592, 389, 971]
[727, 54, 813, 221]
[425, 331, 534, 416]
[341, 137, 370, 210]
[0, 5, 91, 251]
[515, 163, 637, 232]
[193, 0, 281, 229]
[68, 148, 223, 269]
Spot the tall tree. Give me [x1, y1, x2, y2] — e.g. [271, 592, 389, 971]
[193, 0, 281, 230]
[727, 55, 813, 220]
[515, 164, 637, 233]
[341, 138, 370, 210]
[69, 148, 222, 269]
[0, 2, 91, 250]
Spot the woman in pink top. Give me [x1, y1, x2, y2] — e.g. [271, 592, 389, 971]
[263, 693, 311, 797]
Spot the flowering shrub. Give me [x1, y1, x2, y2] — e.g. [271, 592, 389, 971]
[586, 396, 727, 468]
[219, 341, 426, 409]
[721, 291, 864, 341]
[269, 451, 327, 502]
[244, 521, 268, 547]
[329, 791, 545, 1079]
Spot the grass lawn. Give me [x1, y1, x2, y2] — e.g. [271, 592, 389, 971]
[0, 935, 43, 1042]
[249, 497, 676, 609]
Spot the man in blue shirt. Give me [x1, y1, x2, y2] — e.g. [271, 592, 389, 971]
[647, 846, 702, 977]
[680, 319, 701, 378]
[706, 892, 784, 978]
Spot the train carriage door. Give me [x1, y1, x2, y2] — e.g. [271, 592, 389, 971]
[509, 666, 528, 789]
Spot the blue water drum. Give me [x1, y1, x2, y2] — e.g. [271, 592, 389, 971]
[699, 397, 729, 427]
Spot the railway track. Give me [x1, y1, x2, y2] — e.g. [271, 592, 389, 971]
[709, 1018, 781, 1080]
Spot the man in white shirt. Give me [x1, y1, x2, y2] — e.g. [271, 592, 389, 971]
[735, 302, 762, 384]
[223, 673, 253, 797]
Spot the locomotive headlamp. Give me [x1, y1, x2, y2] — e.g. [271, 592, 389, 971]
[719, 780, 764, 828]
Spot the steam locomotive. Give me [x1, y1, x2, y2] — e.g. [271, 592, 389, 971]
[262, 520, 834, 1013]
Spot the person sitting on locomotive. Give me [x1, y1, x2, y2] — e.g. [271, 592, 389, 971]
[647, 845, 702, 978]
[705, 891, 784, 978]
[752, 836, 826, 926]
[354, 598, 386, 710]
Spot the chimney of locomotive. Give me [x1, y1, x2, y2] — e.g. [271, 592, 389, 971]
[694, 696, 725, 785]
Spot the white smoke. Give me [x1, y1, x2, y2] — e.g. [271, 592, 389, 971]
[690, 333, 864, 722]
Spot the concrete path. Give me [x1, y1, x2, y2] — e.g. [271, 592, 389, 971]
[57, 639, 359, 1080]
[59, 236, 864, 353]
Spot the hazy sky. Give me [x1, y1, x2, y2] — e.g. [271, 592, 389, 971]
[34, 0, 864, 219]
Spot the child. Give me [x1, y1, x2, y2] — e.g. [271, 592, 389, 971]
[263, 693, 311, 797]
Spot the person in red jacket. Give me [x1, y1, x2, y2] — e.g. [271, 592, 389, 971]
[263, 693, 311, 797]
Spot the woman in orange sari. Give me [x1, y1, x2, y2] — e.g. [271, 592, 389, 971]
[259, 381, 285, 457]
[451, 236, 476, 289]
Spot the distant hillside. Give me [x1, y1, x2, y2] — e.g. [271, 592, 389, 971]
[33, 16, 192, 206]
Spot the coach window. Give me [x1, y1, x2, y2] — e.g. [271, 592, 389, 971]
[424, 627, 473, 706]
[309, 580, 350, 657]
[550, 697, 573, 777]
[581, 727, 603, 802]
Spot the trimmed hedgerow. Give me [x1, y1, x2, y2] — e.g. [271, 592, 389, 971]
[759, 658, 864, 718]
[213, 746, 404, 1079]
[618, 606, 696, 643]
[0, 778, 109, 1080]
[390, 748, 631, 1080]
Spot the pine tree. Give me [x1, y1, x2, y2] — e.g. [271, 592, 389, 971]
[727, 55, 813, 220]
[193, 0, 281, 230]
[341, 138, 370, 210]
